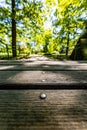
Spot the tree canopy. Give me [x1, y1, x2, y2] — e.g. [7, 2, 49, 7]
[0, 0, 87, 58]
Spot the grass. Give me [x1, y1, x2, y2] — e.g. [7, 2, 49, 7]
[0, 52, 70, 60]
[44, 53, 70, 60]
[0, 52, 31, 60]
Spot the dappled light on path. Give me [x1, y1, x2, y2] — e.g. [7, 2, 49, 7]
[0, 55, 87, 85]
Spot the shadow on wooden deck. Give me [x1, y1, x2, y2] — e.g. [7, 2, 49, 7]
[0, 88, 87, 130]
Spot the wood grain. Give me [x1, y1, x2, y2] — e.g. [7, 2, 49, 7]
[0, 90, 87, 130]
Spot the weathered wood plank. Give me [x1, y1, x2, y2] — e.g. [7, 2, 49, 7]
[0, 90, 87, 130]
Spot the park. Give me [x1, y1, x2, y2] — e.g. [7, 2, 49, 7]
[0, 0, 87, 129]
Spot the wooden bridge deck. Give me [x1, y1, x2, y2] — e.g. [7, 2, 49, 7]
[0, 58, 87, 129]
[0, 89, 87, 130]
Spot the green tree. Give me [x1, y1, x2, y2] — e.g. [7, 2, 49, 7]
[43, 30, 52, 53]
[0, 0, 87, 59]
[12, 0, 16, 57]
[53, 0, 87, 55]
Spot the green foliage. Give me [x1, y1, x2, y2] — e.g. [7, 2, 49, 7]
[0, 0, 87, 59]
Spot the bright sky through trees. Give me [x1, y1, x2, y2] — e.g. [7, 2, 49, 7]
[0, 0, 87, 58]
[0, 0, 6, 7]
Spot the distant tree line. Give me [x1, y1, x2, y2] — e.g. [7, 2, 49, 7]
[0, 0, 87, 58]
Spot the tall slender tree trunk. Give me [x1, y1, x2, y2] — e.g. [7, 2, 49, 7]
[66, 31, 70, 56]
[43, 42, 49, 53]
[12, 0, 16, 57]
[65, 7, 70, 56]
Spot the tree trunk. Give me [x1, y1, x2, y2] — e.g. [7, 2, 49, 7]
[6, 44, 9, 59]
[43, 43, 48, 53]
[12, 0, 17, 57]
[66, 32, 69, 56]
